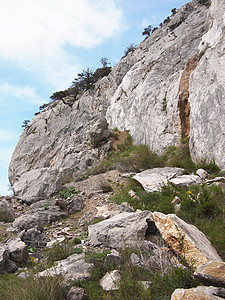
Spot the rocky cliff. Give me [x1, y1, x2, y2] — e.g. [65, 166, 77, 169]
[9, 0, 225, 203]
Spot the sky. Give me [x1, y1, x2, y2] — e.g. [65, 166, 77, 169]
[0, 0, 188, 196]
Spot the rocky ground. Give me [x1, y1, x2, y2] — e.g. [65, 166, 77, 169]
[0, 167, 225, 299]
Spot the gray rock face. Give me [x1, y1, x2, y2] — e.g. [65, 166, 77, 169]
[88, 210, 153, 248]
[100, 270, 121, 291]
[106, 1, 210, 154]
[194, 261, 225, 288]
[37, 253, 93, 283]
[133, 167, 184, 192]
[12, 206, 67, 232]
[7, 238, 28, 263]
[66, 287, 88, 300]
[171, 286, 225, 300]
[189, 0, 225, 169]
[8, 0, 225, 202]
[0, 246, 7, 273]
[169, 174, 201, 187]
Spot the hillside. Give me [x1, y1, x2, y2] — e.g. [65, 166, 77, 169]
[0, 0, 225, 299]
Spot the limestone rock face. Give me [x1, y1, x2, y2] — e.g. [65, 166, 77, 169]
[153, 212, 222, 268]
[106, 0, 210, 154]
[133, 167, 184, 192]
[7, 238, 28, 263]
[8, 0, 225, 201]
[100, 270, 121, 291]
[37, 253, 93, 283]
[194, 261, 225, 288]
[189, 0, 225, 169]
[88, 211, 153, 248]
[171, 286, 225, 300]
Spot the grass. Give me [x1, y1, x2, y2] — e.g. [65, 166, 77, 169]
[71, 250, 112, 300]
[111, 180, 225, 260]
[74, 247, 197, 300]
[87, 130, 221, 176]
[109, 247, 196, 300]
[43, 240, 82, 265]
[0, 274, 67, 300]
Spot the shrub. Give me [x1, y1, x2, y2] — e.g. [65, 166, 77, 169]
[124, 44, 136, 56]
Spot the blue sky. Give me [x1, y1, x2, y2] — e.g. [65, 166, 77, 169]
[0, 0, 187, 195]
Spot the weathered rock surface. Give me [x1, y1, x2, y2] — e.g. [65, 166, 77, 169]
[0, 246, 7, 273]
[194, 261, 225, 288]
[133, 167, 184, 192]
[153, 212, 222, 268]
[88, 210, 153, 248]
[189, 0, 225, 168]
[66, 287, 88, 300]
[0, 198, 14, 221]
[7, 238, 28, 263]
[104, 250, 122, 266]
[100, 270, 121, 291]
[171, 286, 225, 300]
[12, 206, 67, 232]
[38, 253, 93, 283]
[106, 1, 211, 153]
[169, 174, 201, 187]
[196, 169, 208, 180]
[8, 0, 225, 202]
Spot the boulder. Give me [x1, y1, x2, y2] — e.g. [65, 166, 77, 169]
[130, 253, 141, 266]
[66, 195, 85, 212]
[12, 207, 67, 232]
[7, 238, 28, 263]
[171, 286, 225, 300]
[13, 168, 62, 204]
[104, 250, 122, 266]
[169, 174, 201, 187]
[37, 253, 93, 283]
[0, 198, 14, 222]
[56, 195, 85, 213]
[66, 287, 88, 300]
[100, 270, 121, 291]
[196, 169, 208, 180]
[5, 259, 18, 273]
[153, 212, 222, 268]
[88, 210, 153, 248]
[194, 261, 225, 288]
[0, 246, 7, 273]
[133, 168, 184, 192]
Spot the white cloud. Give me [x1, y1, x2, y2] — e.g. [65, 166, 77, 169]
[0, 0, 123, 88]
[0, 83, 42, 104]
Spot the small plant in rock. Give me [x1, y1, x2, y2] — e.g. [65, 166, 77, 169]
[43, 203, 50, 210]
[58, 186, 77, 199]
[73, 237, 81, 244]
